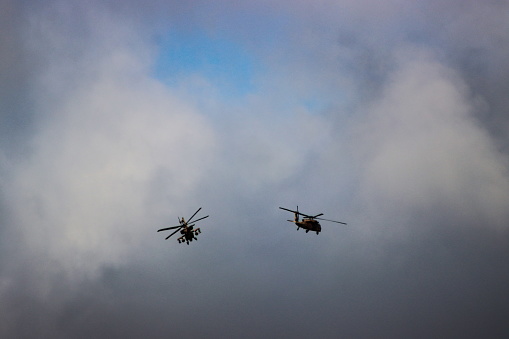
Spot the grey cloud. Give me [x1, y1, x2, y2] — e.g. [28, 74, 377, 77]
[1, 1, 509, 338]
[353, 50, 509, 228]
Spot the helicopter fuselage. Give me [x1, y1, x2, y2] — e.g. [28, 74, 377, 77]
[280, 206, 346, 235]
[294, 218, 321, 234]
[177, 225, 201, 244]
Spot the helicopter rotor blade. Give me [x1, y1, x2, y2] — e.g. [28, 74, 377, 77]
[186, 207, 202, 224]
[157, 225, 182, 232]
[279, 207, 301, 214]
[315, 217, 347, 225]
[165, 227, 182, 240]
[279, 207, 315, 219]
[280, 206, 302, 219]
[190, 215, 209, 224]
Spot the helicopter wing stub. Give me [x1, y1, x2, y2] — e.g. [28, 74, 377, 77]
[315, 217, 347, 225]
[165, 227, 182, 240]
[157, 225, 183, 232]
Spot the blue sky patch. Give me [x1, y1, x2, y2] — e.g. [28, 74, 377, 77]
[153, 31, 258, 98]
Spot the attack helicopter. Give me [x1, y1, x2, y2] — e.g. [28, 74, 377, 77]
[279, 206, 346, 234]
[157, 207, 209, 245]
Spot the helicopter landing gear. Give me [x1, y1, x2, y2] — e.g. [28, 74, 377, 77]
[316, 231, 319, 235]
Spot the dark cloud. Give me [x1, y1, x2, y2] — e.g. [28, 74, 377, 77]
[1, 1, 509, 338]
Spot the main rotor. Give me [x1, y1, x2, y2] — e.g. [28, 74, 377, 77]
[279, 206, 347, 225]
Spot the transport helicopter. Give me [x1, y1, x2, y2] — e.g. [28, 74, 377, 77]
[279, 206, 346, 234]
[157, 207, 209, 244]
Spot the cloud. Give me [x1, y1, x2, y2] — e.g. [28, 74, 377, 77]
[1, 1, 509, 338]
[4, 4, 216, 280]
[352, 49, 509, 231]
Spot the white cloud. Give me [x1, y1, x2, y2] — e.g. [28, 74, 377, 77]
[353, 50, 509, 230]
[2, 2, 509, 337]
[7, 18, 216, 278]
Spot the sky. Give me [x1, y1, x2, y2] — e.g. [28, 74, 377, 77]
[1, 0, 509, 338]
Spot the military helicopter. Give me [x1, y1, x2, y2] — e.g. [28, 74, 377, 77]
[279, 206, 346, 234]
[157, 207, 209, 244]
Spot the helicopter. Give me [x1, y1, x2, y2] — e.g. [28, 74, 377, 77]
[279, 206, 346, 234]
[157, 207, 209, 244]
